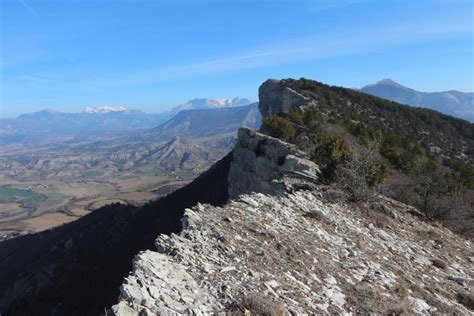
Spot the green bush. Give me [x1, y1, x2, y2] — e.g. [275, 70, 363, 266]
[380, 134, 421, 171]
[310, 133, 350, 181]
[303, 107, 323, 126]
[287, 107, 304, 125]
[262, 116, 295, 141]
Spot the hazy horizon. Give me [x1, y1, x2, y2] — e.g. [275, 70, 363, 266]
[2, 77, 473, 119]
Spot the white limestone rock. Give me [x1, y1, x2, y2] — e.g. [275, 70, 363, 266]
[228, 127, 319, 198]
[258, 79, 309, 117]
[111, 188, 473, 315]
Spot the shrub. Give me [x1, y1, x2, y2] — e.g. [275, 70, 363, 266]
[262, 116, 295, 141]
[303, 107, 323, 126]
[287, 107, 304, 125]
[380, 134, 421, 171]
[260, 78, 474, 238]
[456, 290, 474, 310]
[303, 209, 330, 224]
[431, 258, 448, 270]
[240, 295, 287, 316]
[310, 133, 350, 181]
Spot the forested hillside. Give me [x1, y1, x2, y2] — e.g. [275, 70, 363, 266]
[261, 78, 473, 237]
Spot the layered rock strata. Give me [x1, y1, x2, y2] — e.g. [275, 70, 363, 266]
[228, 127, 319, 198]
[112, 189, 473, 315]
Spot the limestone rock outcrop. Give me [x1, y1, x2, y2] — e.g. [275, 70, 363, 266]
[228, 127, 319, 198]
[110, 79, 474, 315]
[258, 79, 309, 117]
[111, 190, 473, 315]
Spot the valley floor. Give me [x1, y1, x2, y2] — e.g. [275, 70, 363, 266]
[0, 173, 191, 240]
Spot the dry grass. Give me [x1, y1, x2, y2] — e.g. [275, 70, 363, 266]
[395, 284, 411, 299]
[21, 212, 77, 233]
[431, 258, 448, 270]
[344, 284, 409, 315]
[238, 295, 287, 316]
[303, 209, 330, 224]
[364, 208, 392, 228]
[410, 284, 464, 314]
[415, 229, 443, 243]
[457, 290, 474, 310]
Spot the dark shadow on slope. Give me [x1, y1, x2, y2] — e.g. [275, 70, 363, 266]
[0, 152, 232, 316]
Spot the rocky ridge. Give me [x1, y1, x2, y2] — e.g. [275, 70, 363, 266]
[228, 127, 319, 198]
[112, 182, 473, 315]
[258, 79, 308, 117]
[111, 130, 473, 314]
[111, 79, 473, 315]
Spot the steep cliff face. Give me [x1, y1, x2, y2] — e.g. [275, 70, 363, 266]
[258, 79, 309, 117]
[228, 127, 319, 198]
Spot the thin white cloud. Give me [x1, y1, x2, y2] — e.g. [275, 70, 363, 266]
[16, 0, 38, 16]
[14, 9, 471, 93]
[79, 16, 472, 90]
[16, 75, 52, 82]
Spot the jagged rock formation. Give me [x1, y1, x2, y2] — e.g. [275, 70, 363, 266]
[228, 127, 319, 198]
[112, 184, 473, 315]
[258, 79, 308, 117]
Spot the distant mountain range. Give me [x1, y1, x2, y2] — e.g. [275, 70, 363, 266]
[83, 106, 129, 113]
[360, 79, 474, 122]
[141, 103, 260, 140]
[0, 103, 261, 179]
[0, 98, 255, 145]
[1, 109, 165, 145]
[170, 97, 253, 113]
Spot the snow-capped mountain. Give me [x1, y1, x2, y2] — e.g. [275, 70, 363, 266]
[171, 97, 254, 113]
[84, 106, 128, 113]
[2, 97, 255, 145]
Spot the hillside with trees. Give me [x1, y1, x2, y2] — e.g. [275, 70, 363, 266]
[261, 78, 473, 237]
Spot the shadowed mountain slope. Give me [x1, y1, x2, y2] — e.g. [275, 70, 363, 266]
[140, 103, 261, 140]
[0, 153, 232, 316]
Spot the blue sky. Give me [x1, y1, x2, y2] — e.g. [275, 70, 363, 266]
[1, 0, 473, 118]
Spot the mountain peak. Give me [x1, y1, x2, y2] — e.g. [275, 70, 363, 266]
[363, 79, 407, 89]
[16, 109, 66, 119]
[360, 79, 474, 121]
[171, 97, 254, 113]
[377, 78, 399, 85]
[84, 106, 128, 113]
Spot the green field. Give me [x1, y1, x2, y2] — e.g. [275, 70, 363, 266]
[35, 192, 68, 212]
[20, 194, 48, 206]
[175, 170, 196, 179]
[0, 187, 47, 205]
[84, 170, 105, 178]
